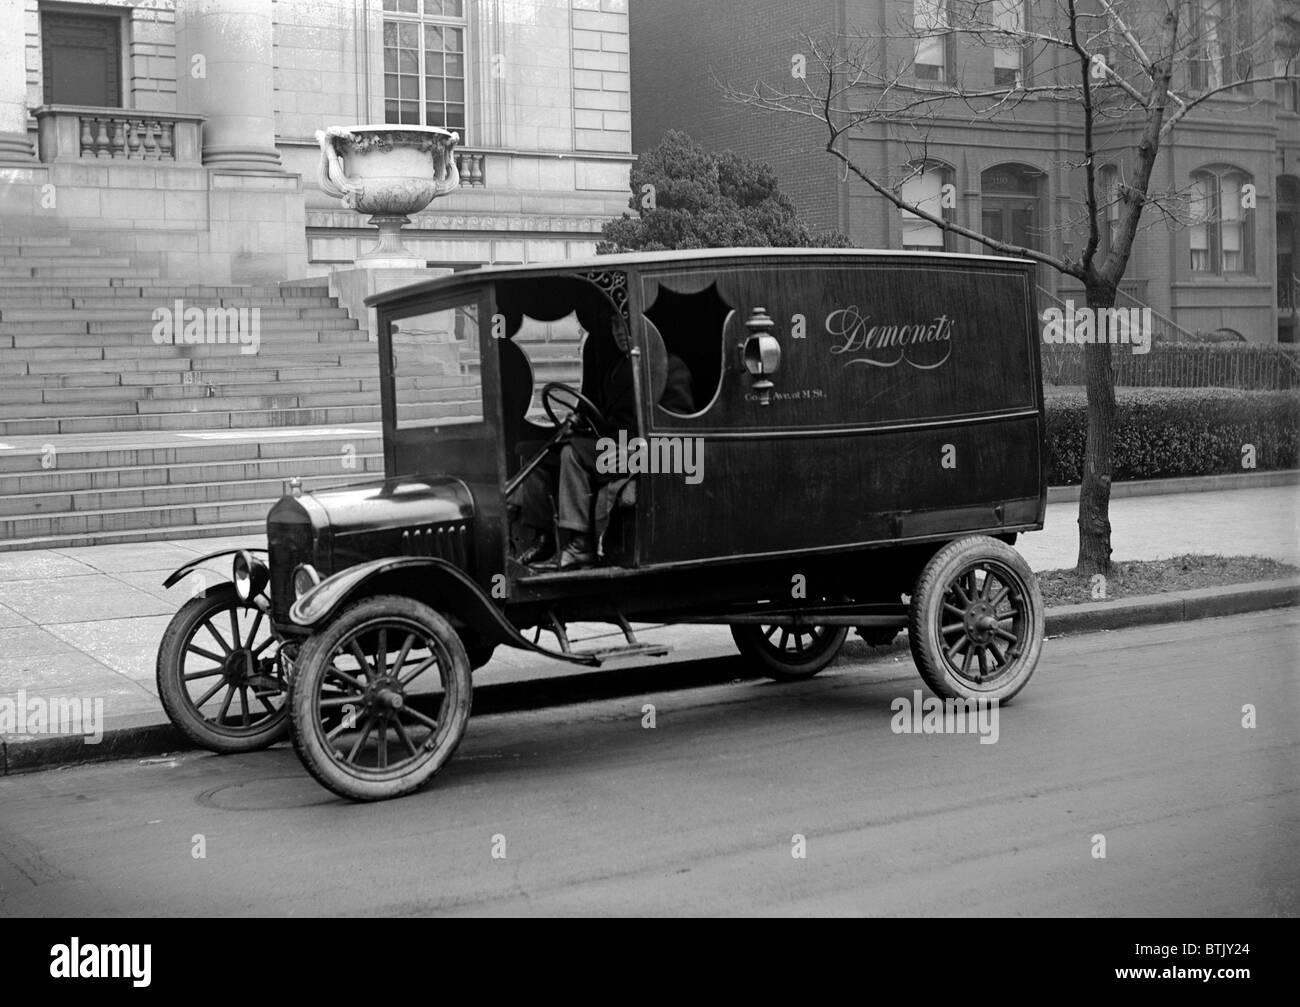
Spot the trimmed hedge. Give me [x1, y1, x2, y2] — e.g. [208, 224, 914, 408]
[1045, 387, 1300, 485]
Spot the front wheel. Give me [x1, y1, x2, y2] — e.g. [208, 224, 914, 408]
[289, 595, 473, 802]
[730, 622, 849, 680]
[155, 584, 289, 753]
[908, 536, 1044, 703]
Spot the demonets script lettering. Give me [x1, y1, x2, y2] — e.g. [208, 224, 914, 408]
[825, 307, 954, 370]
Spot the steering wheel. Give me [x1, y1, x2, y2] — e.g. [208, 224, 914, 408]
[504, 382, 609, 501]
[541, 381, 607, 433]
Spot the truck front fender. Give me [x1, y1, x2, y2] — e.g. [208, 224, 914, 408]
[162, 548, 266, 589]
[289, 557, 599, 665]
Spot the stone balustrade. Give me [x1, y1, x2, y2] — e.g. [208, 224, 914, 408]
[454, 148, 486, 188]
[33, 105, 204, 164]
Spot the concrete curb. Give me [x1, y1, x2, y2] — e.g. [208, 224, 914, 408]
[1043, 577, 1300, 635]
[4, 578, 1298, 776]
[1045, 468, 1300, 504]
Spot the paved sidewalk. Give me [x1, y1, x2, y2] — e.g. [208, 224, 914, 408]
[0, 483, 1295, 735]
[1019, 484, 1300, 570]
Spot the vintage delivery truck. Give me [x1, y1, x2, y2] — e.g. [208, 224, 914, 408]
[156, 248, 1047, 801]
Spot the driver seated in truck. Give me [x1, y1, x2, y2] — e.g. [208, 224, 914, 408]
[517, 344, 693, 570]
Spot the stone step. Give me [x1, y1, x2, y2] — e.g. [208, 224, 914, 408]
[0, 305, 350, 322]
[0, 361, 382, 386]
[0, 255, 130, 269]
[0, 386, 473, 420]
[0, 468, 382, 518]
[0, 295, 339, 310]
[7, 351, 376, 373]
[0, 235, 75, 247]
[0, 265, 159, 279]
[0, 317, 360, 336]
[0, 282, 328, 297]
[0, 519, 266, 553]
[6, 377, 375, 404]
[0, 495, 284, 540]
[0, 431, 382, 474]
[0, 374, 380, 398]
[0, 276, 166, 289]
[0, 450, 384, 496]
[0, 369, 472, 393]
[3, 330, 367, 350]
[0, 403, 383, 436]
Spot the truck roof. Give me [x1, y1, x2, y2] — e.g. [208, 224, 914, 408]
[365, 246, 1037, 307]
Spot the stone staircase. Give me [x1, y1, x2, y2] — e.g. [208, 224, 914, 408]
[0, 231, 469, 550]
[0, 233, 592, 551]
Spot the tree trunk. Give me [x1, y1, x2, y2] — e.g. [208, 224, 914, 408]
[1076, 283, 1118, 575]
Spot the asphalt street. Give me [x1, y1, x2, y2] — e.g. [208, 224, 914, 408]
[1, 609, 1296, 917]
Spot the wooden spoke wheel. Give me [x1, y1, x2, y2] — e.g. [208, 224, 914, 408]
[289, 596, 472, 802]
[908, 536, 1044, 703]
[156, 584, 290, 753]
[730, 622, 849, 681]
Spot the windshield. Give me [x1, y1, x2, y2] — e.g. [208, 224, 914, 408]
[389, 299, 483, 429]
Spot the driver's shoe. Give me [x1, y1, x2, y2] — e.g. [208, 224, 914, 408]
[555, 533, 596, 570]
[517, 532, 555, 566]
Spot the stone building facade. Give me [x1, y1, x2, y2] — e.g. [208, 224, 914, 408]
[0, 0, 632, 283]
[630, 0, 1300, 343]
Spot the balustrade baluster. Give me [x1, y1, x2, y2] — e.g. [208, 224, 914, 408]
[142, 121, 158, 160]
[95, 118, 111, 158]
[158, 122, 174, 161]
[110, 119, 127, 158]
[127, 120, 142, 159]
[79, 117, 94, 157]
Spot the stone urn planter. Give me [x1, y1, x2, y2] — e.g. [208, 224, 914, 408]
[315, 124, 460, 264]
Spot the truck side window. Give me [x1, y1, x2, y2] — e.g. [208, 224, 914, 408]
[643, 280, 732, 416]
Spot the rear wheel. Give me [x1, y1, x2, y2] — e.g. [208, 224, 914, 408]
[156, 584, 289, 753]
[730, 622, 849, 680]
[908, 536, 1043, 703]
[289, 595, 472, 802]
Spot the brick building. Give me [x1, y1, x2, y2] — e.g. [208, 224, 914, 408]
[630, 0, 1300, 343]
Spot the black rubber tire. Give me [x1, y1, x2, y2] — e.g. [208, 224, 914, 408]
[155, 583, 289, 753]
[289, 595, 472, 802]
[730, 622, 850, 680]
[908, 536, 1044, 703]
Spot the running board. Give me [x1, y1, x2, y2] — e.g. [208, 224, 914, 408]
[515, 608, 670, 666]
[574, 642, 672, 664]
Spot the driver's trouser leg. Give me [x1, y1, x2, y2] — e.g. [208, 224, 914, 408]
[553, 440, 598, 568]
[556, 438, 598, 535]
[518, 462, 557, 532]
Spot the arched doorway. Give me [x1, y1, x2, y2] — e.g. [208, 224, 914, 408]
[1277, 175, 1299, 343]
[981, 163, 1047, 283]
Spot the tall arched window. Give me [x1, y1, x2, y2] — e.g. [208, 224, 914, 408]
[900, 162, 954, 251]
[1189, 166, 1254, 275]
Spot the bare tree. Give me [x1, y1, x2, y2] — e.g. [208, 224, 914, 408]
[725, 0, 1297, 575]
